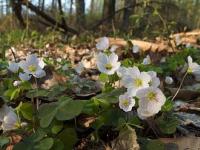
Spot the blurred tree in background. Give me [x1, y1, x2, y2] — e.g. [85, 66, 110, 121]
[0, 0, 199, 38]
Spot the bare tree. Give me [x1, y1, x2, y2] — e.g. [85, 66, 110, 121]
[10, 0, 25, 28]
[75, 0, 85, 28]
[69, 0, 73, 15]
[38, 0, 44, 11]
[103, 0, 116, 23]
[58, 0, 66, 26]
[90, 0, 95, 14]
[121, 0, 136, 30]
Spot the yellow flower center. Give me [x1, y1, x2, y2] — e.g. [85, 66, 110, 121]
[147, 92, 157, 101]
[135, 78, 143, 87]
[105, 63, 112, 70]
[122, 99, 129, 107]
[28, 65, 37, 72]
[187, 67, 192, 73]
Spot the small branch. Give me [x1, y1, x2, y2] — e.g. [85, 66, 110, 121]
[10, 47, 17, 62]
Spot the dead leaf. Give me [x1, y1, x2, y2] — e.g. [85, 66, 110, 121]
[111, 127, 139, 150]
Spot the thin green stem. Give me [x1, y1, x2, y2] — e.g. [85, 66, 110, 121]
[171, 72, 188, 101]
[34, 77, 39, 110]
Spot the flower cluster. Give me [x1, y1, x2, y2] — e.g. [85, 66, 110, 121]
[8, 54, 46, 84]
[95, 37, 166, 120]
[0, 105, 18, 131]
[119, 66, 165, 119]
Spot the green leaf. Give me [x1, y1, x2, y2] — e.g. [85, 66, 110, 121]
[56, 100, 85, 120]
[58, 128, 77, 150]
[38, 97, 72, 127]
[161, 99, 173, 112]
[51, 139, 64, 150]
[4, 88, 20, 101]
[99, 73, 109, 82]
[38, 103, 58, 128]
[0, 136, 9, 148]
[18, 102, 33, 120]
[51, 122, 63, 134]
[14, 129, 46, 150]
[95, 88, 126, 103]
[26, 89, 49, 98]
[36, 138, 54, 150]
[156, 114, 179, 134]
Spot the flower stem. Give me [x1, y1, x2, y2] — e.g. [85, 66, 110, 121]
[171, 72, 188, 101]
[34, 77, 39, 110]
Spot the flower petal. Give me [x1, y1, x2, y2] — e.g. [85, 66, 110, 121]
[19, 73, 31, 81]
[34, 69, 46, 78]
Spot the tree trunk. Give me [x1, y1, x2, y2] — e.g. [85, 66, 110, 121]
[10, 0, 25, 28]
[90, 0, 95, 14]
[21, 1, 78, 34]
[103, 0, 116, 23]
[75, 0, 85, 28]
[69, 0, 73, 16]
[38, 0, 44, 11]
[58, 0, 66, 26]
[41, 0, 45, 11]
[121, 0, 136, 31]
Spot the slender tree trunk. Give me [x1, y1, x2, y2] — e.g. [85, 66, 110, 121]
[6, 0, 9, 14]
[75, 0, 85, 28]
[103, 0, 116, 23]
[10, 0, 25, 28]
[121, 0, 136, 31]
[41, 0, 45, 11]
[52, 0, 57, 11]
[69, 0, 73, 16]
[38, 0, 44, 11]
[90, 0, 95, 14]
[58, 0, 66, 26]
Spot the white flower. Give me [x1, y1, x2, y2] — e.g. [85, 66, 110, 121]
[187, 56, 200, 75]
[0, 105, 10, 121]
[19, 54, 46, 78]
[136, 87, 166, 119]
[0, 105, 18, 131]
[13, 80, 22, 86]
[119, 92, 135, 112]
[75, 62, 84, 74]
[56, 58, 62, 63]
[8, 62, 19, 73]
[110, 45, 118, 52]
[116, 67, 130, 78]
[96, 37, 109, 51]
[165, 76, 173, 84]
[132, 45, 140, 53]
[186, 43, 191, 48]
[142, 55, 151, 65]
[1, 110, 18, 131]
[62, 64, 68, 71]
[96, 52, 120, 75]
[19, 72, 31, 81]
[147, 71, 160, 88]
[121, 67, 151, 96]
[160, 57, 166, 63]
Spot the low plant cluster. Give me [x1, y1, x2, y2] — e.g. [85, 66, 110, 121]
[0, 36, 200, 149]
